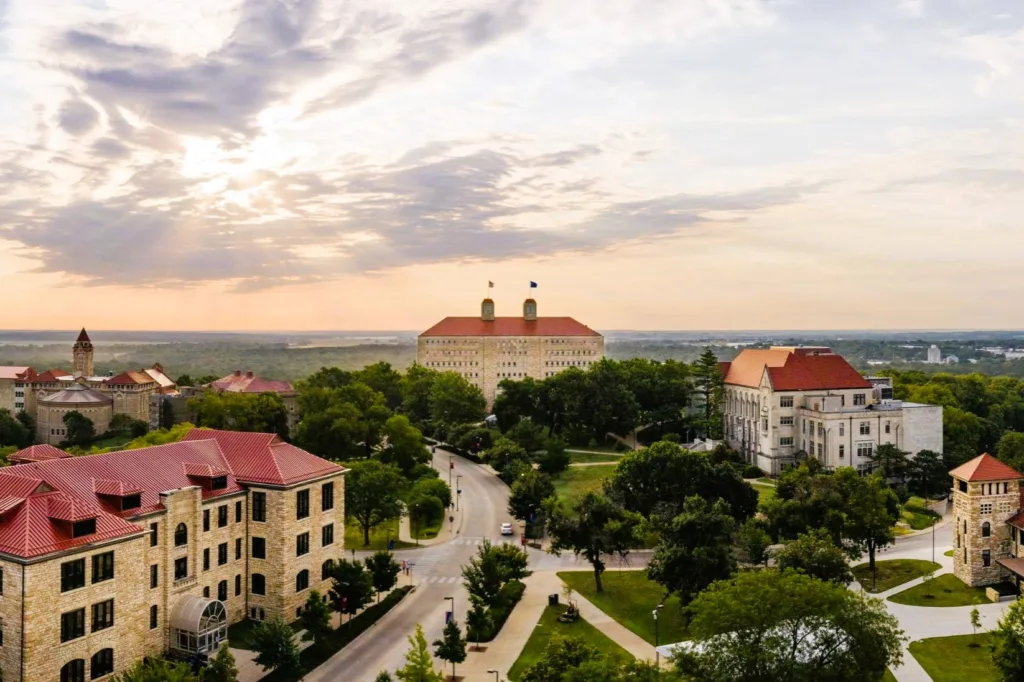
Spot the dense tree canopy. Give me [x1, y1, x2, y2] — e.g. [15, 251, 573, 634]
[345, 460, 406, 546]
[63, 410, 95, 446]
[0, 408, 32, 448]
[186, 391, 289, 439]
[773, 528, 854, 585]
[546, 492, 640, 593]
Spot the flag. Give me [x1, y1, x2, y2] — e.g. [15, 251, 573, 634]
[488, 281, 494, 288]
[530, 281, 538, 288]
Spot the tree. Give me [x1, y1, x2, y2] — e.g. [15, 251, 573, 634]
[522, 635, 601, 682]
[395, 624, 444, 682]
[411, 477, 452, 510]
[869, 444, 910, 481]
[346, 460, 406, 546]
[482, 437, 531, 474]
[109, 413, 136, 433]
[845, 473, 900, 572]
[506, 418, 546, 453]
[461, 540, 529, 604]
[492, 377, 541, 430]
[909, 449, 946, 498]
[996, 432, 1024, 475]
[355, 362, 405, 411]
[376, 415, 428, 473]
[129, 418, 149, 438]
[251, 616, 301, 673]
[546, 493, 639, 593]
[433, 619, 467, 680]
[375, 673, 395, 682]
[970, 606, 981, 647]
[112, 659, 196, 682]
[401, 365, 439, 425]
[429, 372, 487, 426]
[365, 550, 401, 601]
[329, 559, 375, 621]
[465, 600, 492, 650]
[508, 469, 556, 525]
[737, 517, 772, 567]
[536, 437, 571, 475]
[300, 590, 334, 648]
[676, 569, 905, 682]
[774, 528, 853, 585]
[174, 374, 195, 387]
[203, 644, 239, 682]
[63, 410, 95, 446]
[0, 409, 31, 448]
[646, 496, 736, 607]
[692, 347, 724, 439]
[989, 596, 1024, 680]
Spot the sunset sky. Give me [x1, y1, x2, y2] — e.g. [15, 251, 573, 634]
[1, 0, 1022, 331]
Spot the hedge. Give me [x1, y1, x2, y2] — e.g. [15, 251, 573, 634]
[261, 586, 414, 682]
[466, 579, 525, 643]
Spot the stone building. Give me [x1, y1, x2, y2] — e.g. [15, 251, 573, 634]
[950, 454, 1024, 587]
[721, 347, 943, 475]
[35, 384, 113, 444]
[0, 428, 344, 681]
[0, 366, 31, 414]
[418, 298, 604, 405]
[154, 371, 299, 433]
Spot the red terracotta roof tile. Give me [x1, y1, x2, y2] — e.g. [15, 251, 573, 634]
[949, 453, 1024, 482]
[34, 369, 71, 382]
[10, 444, 71, 464]
[106, 371, 155, 386]
[0, 366, 31, 380]
[209, 371, 294, 395]
[421, 316, 601, 337]
[93, 479, 143, 497]
[46, 492, 101, 522]
[183, 462, 230, 478]
[723, 348, 872, 391]
[181, 429, 342, 486]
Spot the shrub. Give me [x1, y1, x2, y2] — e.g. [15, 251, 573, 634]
[743, 465, 764, 479]
[466, 580, 525, 642]
[661, 432, 681, 443]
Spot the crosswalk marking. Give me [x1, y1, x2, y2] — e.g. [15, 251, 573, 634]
[418, 576, 465, 584]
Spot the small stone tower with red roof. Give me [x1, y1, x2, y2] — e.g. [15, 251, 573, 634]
[72, 327, 94, 377]
[950, 453, 1024, 586]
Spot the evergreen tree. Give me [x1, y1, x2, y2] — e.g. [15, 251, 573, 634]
[375, 673, 394, 682]
[395, 625, 444, 682]
[692, 347, 724, 439]
[465, 600, 493, 649]
[433, 619, 467, 680]
[251, 617, 300, 673]
[203, 646, 239, 682]
[63, 410, 96, 446]
[300, 590, 334, 648]
[329, 559, 375, 621]
[365, 551, 401, 602]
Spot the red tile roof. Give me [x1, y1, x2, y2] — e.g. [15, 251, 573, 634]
[722, 347, 871, 391]
[950, 453, 1024, 482]
[209, 370, 294, 395]
[0, 429, 343, 559]
[0, 366, 31, 380]
[34, 369, 71, 383]
[10, 444, 72, 464]
[106, 371, 156, 386]
[421, 317, 601, 337]
[76, 328, 91, 343]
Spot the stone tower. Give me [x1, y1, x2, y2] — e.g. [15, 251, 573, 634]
[72, 327, 94, 377]
[950, 453, 1023, 586]
[481, 298, 495, 322]
[523, 298, 537, 321]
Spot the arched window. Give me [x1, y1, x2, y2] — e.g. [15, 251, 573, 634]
[983, 522, 991, 538]
[91, 648, 114, 678]
[174, 523, 188, 546]
[296, 569, 309, 592]
[321, 559, 334, 581]
[61, 660, 86, 682]
[218, 580, 228, 601]
[252, 574, 265, 595]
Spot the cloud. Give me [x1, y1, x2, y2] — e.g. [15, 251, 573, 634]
[876, 168, 1024, 192]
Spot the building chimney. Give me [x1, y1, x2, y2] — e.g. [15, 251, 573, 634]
[523, 298, 537, 322]
[246, 370, 254, 378]
[481, 298, 495, 322]
[234, 370, 242, 377]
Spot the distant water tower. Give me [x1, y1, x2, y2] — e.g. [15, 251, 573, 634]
[927, 345, 942, 364]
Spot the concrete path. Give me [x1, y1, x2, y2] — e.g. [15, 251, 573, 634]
[568, 461, 620, 468]
[398, 495, 465, 546]
[570, 586, 659, 661]
[567, 449, 625, 457]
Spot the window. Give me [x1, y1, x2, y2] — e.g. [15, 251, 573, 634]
[235, 538, 242, 561]
[322, 559, 334, 581]
[297, 490, 310, 520]
[218, 543, 228, 566]
[857, 443, 874, 458]
[885, 422, 891, 434]
[839, 445, 845, 459]
[150, 522, 158, 547]
[91, 648, 114, 679]
[92, 551, 114, 584]
[297, 532, 310, 556]
[322, 524, 334, 547]
[0, 568, 3, 595]
[174, 557, 188, 581]
[91, 599, 114, 632]
[853, 393, 866, 406]
[72, 519, 96, 538]
[839, 423, 845, 437]
[817, 443, 823, 457]
[235, 501, 242, 523]
[859, 422, 870, 435]
[150, 605, 158, 629]
[218, 505, 228, 528]
[252, 492, 266, 522]
[252, 574, 266, 595]
[203, 509, 211, 532]
[780, 437, 794, 447]
[983, 550, 991, 567]
[780, 416, 794, 426]
[203, 586, 210, 598]
[203, 548, 210, 571]
[150, 564, 159, 588]
[61, 559, 86, 592]
[780, 396, 794, 408]
[960, 480, 968, 493]
[235, 574, 241, 596]
[1005, 482, 1010, 495]
[212, 476, 228, 490]
[175, 523, 188, 546]
[322, 482, 334, 511]
[61, 660, 85, 682]
[296, 570, 309, 592]
[981, 502, 993, 515]
[983, 521, 992, 537]
[61, 608, 86, 642]
[218, 580, 228, 601]
[762, 419, 768, 432]
[252, 537, 266, 559]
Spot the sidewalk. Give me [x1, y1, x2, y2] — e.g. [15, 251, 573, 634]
[398, 497, 465, 546]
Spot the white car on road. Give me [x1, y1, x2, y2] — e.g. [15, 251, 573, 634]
[500, 522, 514, 536]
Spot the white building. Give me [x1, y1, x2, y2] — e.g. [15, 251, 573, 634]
[722, 347, 943, 475]
[927, 345, 942, 363]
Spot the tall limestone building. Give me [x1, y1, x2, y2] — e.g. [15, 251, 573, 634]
[418, 298, 604, 405]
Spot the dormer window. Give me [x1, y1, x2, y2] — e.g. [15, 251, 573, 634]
[121, 494, 141, 511]
[212, 476, 228, 491]
[72, 519, 96, 538]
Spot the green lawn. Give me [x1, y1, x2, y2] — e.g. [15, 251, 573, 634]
[888, 573, 990, 607]
[553, 465, 616, 505]
[90, 433, 134, 450]
[852, 559, 941, 593]
[945, 549, 955, 557]
[753, 483, 776, 507]
[568, 451, 624, 464]
[558, 570, 688, 645]
[909, 633, 998, 682]
[411, 514, 443, 540]
[507, 604, 633, 681]
[756, 477, 774, 485]
[882, 670, 898, 682]
[343, 517, 413, 551]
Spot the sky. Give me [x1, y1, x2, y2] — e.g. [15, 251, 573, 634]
[0, 0, 1023, 331]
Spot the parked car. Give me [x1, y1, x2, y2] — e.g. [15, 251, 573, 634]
[500, 522, 514, 536]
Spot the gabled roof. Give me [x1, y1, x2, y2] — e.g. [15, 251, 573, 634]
[106, 371, 156, 386]
[10, 444, 72, 464]
[722, 347, 872, 391]
[34, 369, 71, 383]
[0, 366, 31, 380]
[421, 316, 601, 337]
[949, 453, 1024, 482]
[93, 479, 144, 497]
[209, 370, 294, 395]
[180, 429, 343, 486]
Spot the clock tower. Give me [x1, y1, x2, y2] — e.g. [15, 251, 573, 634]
[72, 328, 94, 377]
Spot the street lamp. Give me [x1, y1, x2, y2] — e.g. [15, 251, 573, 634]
[653, 602, 664, 668]
[445, 596, 455, 623]
[456, 475, 463, 511]
[487, 670, 500, 682]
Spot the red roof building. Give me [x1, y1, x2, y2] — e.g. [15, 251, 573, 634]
[208, 370, 295, 395]
[950, 453, 1023, 483]
[722, 347, 872, 391]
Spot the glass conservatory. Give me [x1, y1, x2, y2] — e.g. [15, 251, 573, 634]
[169, 596, 227, 655]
